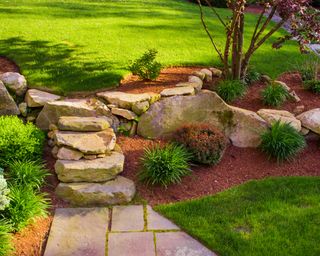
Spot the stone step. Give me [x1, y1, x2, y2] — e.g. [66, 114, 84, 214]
[55, 152, 125, 182]
[58, 116, 110, 132]
[54, 129, 116, 154]
[55, 176, 136, 206]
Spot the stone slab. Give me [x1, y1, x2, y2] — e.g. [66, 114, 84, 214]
[147, 205, 179, 231]
[111, 205, 144, 231]
[160, 86, 195, 97]
[58, 116, 110, 132]
[44, 208, 109, 256]
[25, 89, 61, 107]
[108, 232, 155, 256]
[156, 232, 217, 256]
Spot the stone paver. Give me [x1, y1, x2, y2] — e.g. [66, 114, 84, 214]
[111, 205, 144, 231]
[147, 205, 179, 231]
[156, 232, 217, 256]
[108, 232, 155, 256]
[44, 208, 109, 256]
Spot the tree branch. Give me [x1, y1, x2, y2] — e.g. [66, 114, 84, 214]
[203, 0, 226, 27]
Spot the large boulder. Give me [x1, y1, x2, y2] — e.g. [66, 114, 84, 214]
[55, 176, 136, 206]
[54, 129, 116, 154]
[36, 98, 110, 130]
[0, 72, 27, 96]
[58, 116, 110, 132]
[297, 108, 320, 134]
[55, 152, 125, 182]
[25, 89, 61, 107]
[137, 90, 268, 147]
[0, 81, 20, 115]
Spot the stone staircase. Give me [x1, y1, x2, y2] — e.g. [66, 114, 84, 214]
[49, 116, 135, 206]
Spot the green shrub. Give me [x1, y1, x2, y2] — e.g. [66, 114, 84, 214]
[0, 167, 10, 211]
[0, 220, 14, 256]
[3, 186, 49, 231]
[0, 116, 45, 164]
[139, 143, 191, 187]
[295, 55, 319, 81]
[216, 80, 246, 102]
[261, 83, 289, 107]
[303, 80, 320, 94]
[244, 68, 261, 85]
[174, 123, 227, 165]
[6, 161, 49, 190]
[129, 49, 162, 81]
[260, 121, 306, 162]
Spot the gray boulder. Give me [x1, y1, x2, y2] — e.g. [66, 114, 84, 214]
[0, 81, 20, 115]
[0, 72, 27, 96]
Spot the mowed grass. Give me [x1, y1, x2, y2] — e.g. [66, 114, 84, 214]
[0, 0, 306, 93]
[156, 177, 320, 256]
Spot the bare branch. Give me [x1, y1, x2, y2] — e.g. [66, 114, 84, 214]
[203, 0, 226, 27]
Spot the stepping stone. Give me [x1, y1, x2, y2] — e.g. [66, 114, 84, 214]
[156, 232, 217, 256]
[111, 205, 144, 231]
[176, 81, 202, 92]
[160, 87, 195, 97]
[58, 116, 110, 132]
[57, 147, 84, 161]
[146, 205, 179, 231]
[56, 176, 136, 206]
[54, 129, 116, 154]
[55, 152, 125, 182]
[111, 107, 137, 120]
[188, 75, 203, 86]
[209, 67, 222, 77]
[44, 208, 109, 256]
[25, 89, 61, 107]
[108, 232, 155, 256]
[200, 68, 213, 82]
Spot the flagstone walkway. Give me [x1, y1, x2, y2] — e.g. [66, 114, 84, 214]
[44, 205, 216, 256]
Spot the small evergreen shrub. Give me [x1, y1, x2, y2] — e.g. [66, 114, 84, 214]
[129, 49, 162, 80]
[0, 167, 10, 211]
[216, 80, 246, 102]
[0, 116, 45, 164]
[139, 143, 191, 187]
[0, 220, 13, 256]
[260, 121, 306, 162]
[6, 161, 49, 190]
[262, 83, 289, 107]
[303, 80, 320, 94]
[244, 68, 261, 85]
[173, 123, 227, 165]
[3, 185, 49, 231]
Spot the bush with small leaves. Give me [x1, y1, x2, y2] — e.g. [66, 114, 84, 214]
[129, 49, 162, 81]
[260, 121, 306, 162]
[0, 220, 14, 256]
[139, 143, 191, 187]
[173, 123, 227, 165]
[303, 80, 320, 94]
[0, 167, 10, 211]
[261, 82, 289, 107]
[216, 80, 246, 102]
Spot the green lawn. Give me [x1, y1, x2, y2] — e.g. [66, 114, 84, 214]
[156, 177, 320, 256]
[0, 0, 306, 94]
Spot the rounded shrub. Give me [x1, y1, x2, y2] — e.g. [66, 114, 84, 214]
[173, 123, 227, 165]
[216, 80, 246, 102]
[261, 83, 289, 107]
[0, 116, 45, 164]
[139, 143, 191, 187]
[0, 220, 14, 256]
[260, 121, 306, 162]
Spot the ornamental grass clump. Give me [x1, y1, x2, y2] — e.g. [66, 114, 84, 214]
[0, 220, 13, 256]
[139, 143, 191, 187]
[216, 80, 246, 102]
[174, 123, 227, 165]
[260, 121, 306, 162]
[303, 80, 320, 94]
[261, 82, 289, 107]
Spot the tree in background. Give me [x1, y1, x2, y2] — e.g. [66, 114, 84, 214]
[198, 0, 320, 80]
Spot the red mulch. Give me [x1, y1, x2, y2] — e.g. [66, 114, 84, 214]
[0, 56, 19, 74]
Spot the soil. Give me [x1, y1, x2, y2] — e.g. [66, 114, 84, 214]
[0, 56, 19, 74]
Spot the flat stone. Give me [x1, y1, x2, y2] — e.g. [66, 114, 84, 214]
[0, 81, 20, 115]
[111, 107, 137, 120]
[156, 232, 216, 256]
[176, 81, 202, 92]
[111, 205, 144, 232]
[25, 89, 61, 107]
[132, 101, 150, 115]
[192, 71, 206, 80]
[297, 108, 320, 134]
[56, 176, 136, 206]
[54, 129, 116, 154]
[97, 91, 152, 109]
[0, 72, 27, 96]
[57, 147, 83, 161]
[147, 92, 161, 104]
[44, 208, 109, 256]
[55, 152, 124, 182]
[200, 68, 213, 82]
[209, 67, 222, 77]
[58, 116, 110, 132]
[188, 75, 203, 87]
[108, 232, 155, 256]
[147, 205, 179, 231]
[160, 87, 195, 97]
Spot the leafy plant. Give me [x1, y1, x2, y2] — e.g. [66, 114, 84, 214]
[6, 161, 49, 190]
[216, 80, 246, 102]
[295, 56, 319, 81]
[0, 167, 10, 211]
[139, 143, 191, 187]
[0, 116, 45, 164]
[129, 49, 162, 80]
[262, 82, 289, 107]
[0, 220, 13, 256]
[303, 80, 320, 94]
[3, 186, 49, 231]
[174, 123, 227, 165]
[244, 67, 261, 85]
[260, 121, 306, 162]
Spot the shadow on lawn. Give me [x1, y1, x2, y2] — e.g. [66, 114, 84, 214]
[0, 37, 122, 94]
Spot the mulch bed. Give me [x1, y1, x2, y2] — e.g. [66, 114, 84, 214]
[0, 56, 19, 74]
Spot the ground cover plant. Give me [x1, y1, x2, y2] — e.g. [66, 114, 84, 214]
[261, 82, 289, 107]
[0, 0, 309, 93]
[156, 176, 320, 256]
[216, 79, 247, 102]
[0, 219, 13, 256]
